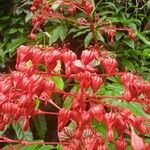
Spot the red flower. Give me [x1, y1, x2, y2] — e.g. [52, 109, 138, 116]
[58, 108, 71, 132]
[101, 57, 117, 74]
[91, 75, 103, 93]
[71, 60, 86, 73]
[115, 136, 127, 150]
[131, 126, 144, 150]
[90, 104, 105, 122]
[44, 50, 61, 72]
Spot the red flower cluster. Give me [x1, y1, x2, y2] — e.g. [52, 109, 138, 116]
[0, 43, 149, 149]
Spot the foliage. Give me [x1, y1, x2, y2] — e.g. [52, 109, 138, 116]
[0, 0, 32, 68]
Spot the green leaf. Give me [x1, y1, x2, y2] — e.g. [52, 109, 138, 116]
[51, 76, 64, 90]
[73, 29, 90, 38]
[84, 32, 93, 48]
[35, 99, 40, 109]
[97, 83, 124, 96]
[107, 76, 120, 83]
[52, 2, 61, 10]
[33, 115, 47, 139]
[129, 102, 150, 118]
[25, 12, 33, 23]
[123, 39, 135, 49]
[18, 28, 24, 33]
[115, 31, 124, 41]
[56, 145, 63, 150]
[48, 25, 68, 44]
[96, 30, 105, 43]
[8, 28, 18, 34]
[69, 26, 89, 34]
[63, 85, 79, 108]
[0, 48, 4, 64]
[143, 49, 150, 59]
[100, 11, 115, 16]
[96, 16, 107, 26]
[92, 120, 107, 136]
[122, 60, 135, 70]
[4, 144, 55, 150]
[36, 145, 55, 150]
[137, 32, 150, 47]
[111, 100, 150, 118]
[20, 144, 40, 150]
[6, 37, 27, 56]
[59, 25, 68, 41]
[49, 26, 61, 45]
[13, 122, 33, 141]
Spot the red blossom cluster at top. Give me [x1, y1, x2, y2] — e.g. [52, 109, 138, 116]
[29, 0, 136, 43]
[0, 43, 150, 149]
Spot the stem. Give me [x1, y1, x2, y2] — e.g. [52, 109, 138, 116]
[35, 109, 58, 115]
[87, 13, 98, 44]
[137, 32, 150, 46]
[22, 141, 67, 145]
[48, 14, 79, 25]
[38, 71, 125, 78]
[0, 138, 68, 145]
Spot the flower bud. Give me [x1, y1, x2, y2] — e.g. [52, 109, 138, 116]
[107, 129, 114, 142]
[115, 137, 127, 150]
[91, 75, 103, 93]
[101, 57, 117, 74]
[71, 60, 86, 73]
[58, 109, 71, 132]
[131, 127, 144, 150]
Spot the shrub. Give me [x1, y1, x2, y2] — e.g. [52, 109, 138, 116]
[0, 0, 150, 149]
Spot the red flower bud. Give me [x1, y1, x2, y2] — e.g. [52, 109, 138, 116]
[68, 6, 76, 16]
[85, 2, 93, 13]
[143, 143, 150, 150]
[77, 71, 91, 88]
[121, 73, 134, 87]
[131, 127, 144, 150]
[97, 144, 108, 150]
[45, 80, 55, 91]
[23, 118, 29, 131]
[85, 136, 99, 150]
[91, 75, 103, 93]
[104, 112, 115, 129]
[44, 50, 61, 72]
[107, 129, 114, 142]
[16, 45, 31, 64]
[30, 46, 43, 64]
[71, 60, 86, 73]
[101, 57, 117, 74]
[62, 50, 77, 75]
[62, 50, 77, 63]
[108, 28, 116, 44]
[90, 104, 105, 122]
[143, 83, 150, 99]
[81, 50, 96, 65]
[58, 109, 71, 132]
[122, 89, 133, 101]
[29, 33, 36, 39]
[115, 137, 127, 150]
[12, 71, 24, 88]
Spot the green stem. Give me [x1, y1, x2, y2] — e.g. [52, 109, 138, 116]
[137, 32, 150, 47]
